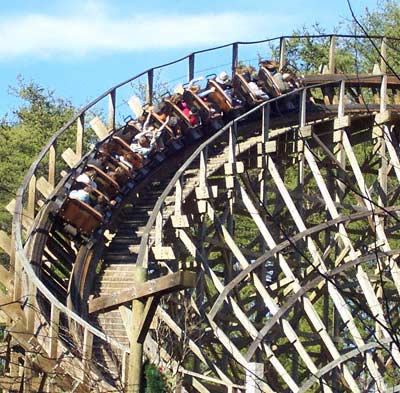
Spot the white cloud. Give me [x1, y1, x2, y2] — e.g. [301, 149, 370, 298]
[0, 10, 283, 60]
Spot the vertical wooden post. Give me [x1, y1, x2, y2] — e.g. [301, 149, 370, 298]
[188, 53, 195, 82]
[279, 37, 286, 71]
[108, 89, 116, 131]
[146, 69, 154, 105]
[246, 362, 264, 393]
[48, 144, 56, 187]
[128, 266, 147, 393]
[82, 327, 93, 389]
[298, 89, 307, 186]
[380, 37, 387, 74]
[76, 113, 85, 159]
[375, 76, 388, 365]
[226, 126, 236, 284]
[175, 176, 183, 217]
[199, 148, 208, 189]
[49, 304, 60, 359]
[333, 80, 346, 389]
[328, 35, 336, 74]
[27, 175, 36, 221]
[12, 250, 21, 302]
[122, 350, 130, 390]
[26, 281, 36, 334]
[154, 209, 163, 249]
[335, 80, 346, 199]
[260, 104, 270, 237]
[45, 304, 60, 393]
[231, 43, 238, 77]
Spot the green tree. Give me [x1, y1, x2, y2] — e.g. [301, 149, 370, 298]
[271, 1, 400, 75]
[0, 77, 76, 265]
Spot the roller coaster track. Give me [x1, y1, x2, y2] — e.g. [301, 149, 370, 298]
[2, 34, 400, 392]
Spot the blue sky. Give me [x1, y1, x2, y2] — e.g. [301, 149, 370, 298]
[0, 0, 381, 121]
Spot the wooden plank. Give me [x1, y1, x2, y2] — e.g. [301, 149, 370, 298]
[89, 116, 109, 140]
[82, 327, 93, 385]
[375, 110, 391, 124]
[36, 177, 54, 199]
[48, 303, 60, 359]
[0, 230, 11, 256]
[128, 95, 143, 118]
[0, 265, 13, 289]
[151, 246, 176, 260]
[61, 148, 80, 168]
[88, 270, 196, 313]
[171, 214, 189, 228]
[299, 125, 313, 138]
[6, 199, 32, 230]
[333, 115, 350, 130]
[224, 161, 244, 175]
[119, 305, 133, 342]
[195, 185, 218, 200]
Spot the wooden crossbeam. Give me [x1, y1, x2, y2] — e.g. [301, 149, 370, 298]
[88, 270, 196, 314]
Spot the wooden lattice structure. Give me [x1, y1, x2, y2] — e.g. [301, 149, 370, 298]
[1, 35, 400, 392]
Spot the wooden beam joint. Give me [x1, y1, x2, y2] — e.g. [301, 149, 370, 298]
[88, 270, 196, 314]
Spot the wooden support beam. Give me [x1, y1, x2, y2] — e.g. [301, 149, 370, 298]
[48, 144, 56, 187]
[76, 113, 84, 159]
[82, 327, 93, 388]
[36, 176, 54, 199]
[0, 230, 11, 256]
[128, 266, 147, 393]
[89, 116, 109, 141]
[0, 265, 13, 290]
[7, 200, 32, 230]
[88, 270, 196, 314]
[61, 148, 80, 168]
[128, 95, 143, 118]
[136, 296, 161, 344]
[108, 89, 116, 131]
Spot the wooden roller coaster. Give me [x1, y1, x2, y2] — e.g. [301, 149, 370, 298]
[2, 34, 400, 392]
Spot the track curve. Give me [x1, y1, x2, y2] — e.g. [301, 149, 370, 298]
[5, 34, 400, 392]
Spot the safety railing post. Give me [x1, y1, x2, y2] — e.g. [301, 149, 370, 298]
[76, 113, 84, 159]
[231, 43, 238, 77]
[108, 89, 116, 131]
[27, 174, 36, 221]
[328, 35, 336, 74]
[279, 37, 286, 70]
[380, 37, 387, 74]
[48, 143, 56, 187]
[146, 69, 154, 105]
[188, 53, 195, 82]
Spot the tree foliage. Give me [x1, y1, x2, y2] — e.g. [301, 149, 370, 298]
[271, 1, 400, 75]
[0, 77, 76, 265]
